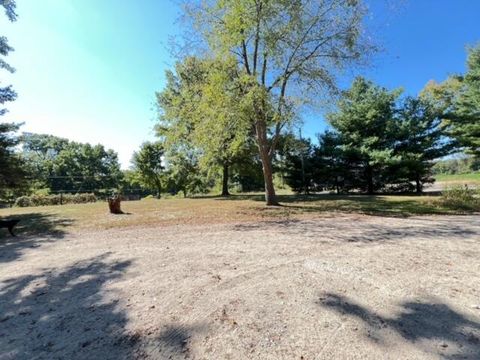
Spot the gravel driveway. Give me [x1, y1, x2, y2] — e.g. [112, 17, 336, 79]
[1, 214, 479, 359]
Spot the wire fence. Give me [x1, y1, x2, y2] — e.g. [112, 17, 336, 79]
[21, 175, 154, 200]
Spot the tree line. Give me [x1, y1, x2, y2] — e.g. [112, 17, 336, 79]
[152, 0, 479, 204]
[1, 1, 479, 206]
[0, 128, 266, 203]
[283, 77, 454, 194]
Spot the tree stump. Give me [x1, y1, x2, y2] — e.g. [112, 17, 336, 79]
[108, 195, 123, 214]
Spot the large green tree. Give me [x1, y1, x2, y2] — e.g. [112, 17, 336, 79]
[164, 146, 211, 198]
[0, 122, 25, 200]
[131, 142, 165, 198]
[157, 57, 250, 196]
[21, 133, 122, 194]
[313, 131, 347, 194]
[0, 0, 17, 116]
[421, 45, 480, 158]
[183, 0, 374, 205]
[450, 45, 480, 157]
[283, 137, 316, 194]
[392, 97, 454, 193]
[327, 77, 400, 194]
[21, 133, 69, 189]
[0, 0, 24, 200]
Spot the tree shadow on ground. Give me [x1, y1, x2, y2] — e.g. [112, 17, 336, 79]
[276, 194, 451, 218]
[232, 217, 479, 244]
[204, 193, 460, 217]
[0, 254, 132, 359]
[150, 323, 206, 358]
[340, 221, 478, 243]
[0, 253, 206, 359]
[0, 213, 74, 264]
[318, 293, 480, 359]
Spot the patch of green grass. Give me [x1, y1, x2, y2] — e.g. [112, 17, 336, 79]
[0, 193, 474, 238]
[435, 173, 480, 184]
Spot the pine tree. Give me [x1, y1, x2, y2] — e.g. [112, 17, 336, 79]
[327, 77, 401, 194]
[0, 122, 25, 200]
[421, 45, 480, 158]
[0, 0, 17, 116]
[284, 138, 317, 194]
[451, 45, 480, 157]
[0, 1, 24, 200]
[314, 131, 347, 194]
[392, 97, 454, 193]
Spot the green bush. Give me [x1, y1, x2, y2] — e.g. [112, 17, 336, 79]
[14, 193, 97, 207]
[439, 185, 480, 211]
[14, 196, 33, 207]
[33, 188, 51, 196]
[71, 193, 97, 204]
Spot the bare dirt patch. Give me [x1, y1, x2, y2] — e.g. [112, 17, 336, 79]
[1, 214, 479, 359]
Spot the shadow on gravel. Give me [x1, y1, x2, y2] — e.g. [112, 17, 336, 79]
[155, 324, 207, 357]
[232, 218, 478, 244]
[202, 193, 462, 217]
[0, 213, 74, 264]
[318, 293, 480, 359]
[0, 253, 206, 359]
[0, 254, 132, 359]
[342, 222, 477, 243]
[233, 219, 303, 231]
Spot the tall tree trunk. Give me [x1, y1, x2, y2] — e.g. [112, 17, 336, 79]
[415, 174, 422, 194]
[221, 163, 230, 197]
[366, 164, 374, 195]
[156, 179, 162, 199]
[261, 154, 278, 205]
[255, 117, 279, 206]
[257, 139, 278, 206]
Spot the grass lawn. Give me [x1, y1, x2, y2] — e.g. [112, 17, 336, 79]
[435, 172, 480, 185]
[0, 193, 470, 237]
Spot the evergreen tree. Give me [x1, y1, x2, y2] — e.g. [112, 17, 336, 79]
[421, 45, 480, 158]
[314, 131, 347, 194]
[0, 122, 26, 200]
[327, 77, 401, 194]
[392, 97, 454, 193]
[284, 138, 317, 194]
[0, 0, 17, 116]
[0, 0, 24, 200]
[451, 45, 480, 157]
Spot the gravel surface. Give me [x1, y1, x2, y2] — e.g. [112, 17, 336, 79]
[1, 214, 479, 359]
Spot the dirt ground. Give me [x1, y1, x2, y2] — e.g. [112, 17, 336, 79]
[1, 214, 479, 359]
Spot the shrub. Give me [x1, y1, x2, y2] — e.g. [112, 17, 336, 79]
[439, 185, 480, 211]
[14, 193, 97, 207]
[33, 188, 51, 196]
[14, 196, 33, 207]
[72, 193, 97, 204]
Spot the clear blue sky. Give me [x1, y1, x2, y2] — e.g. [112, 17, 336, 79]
[1, 0, 479, 167]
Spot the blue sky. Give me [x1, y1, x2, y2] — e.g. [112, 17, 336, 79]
[1, 0, 479, 168]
